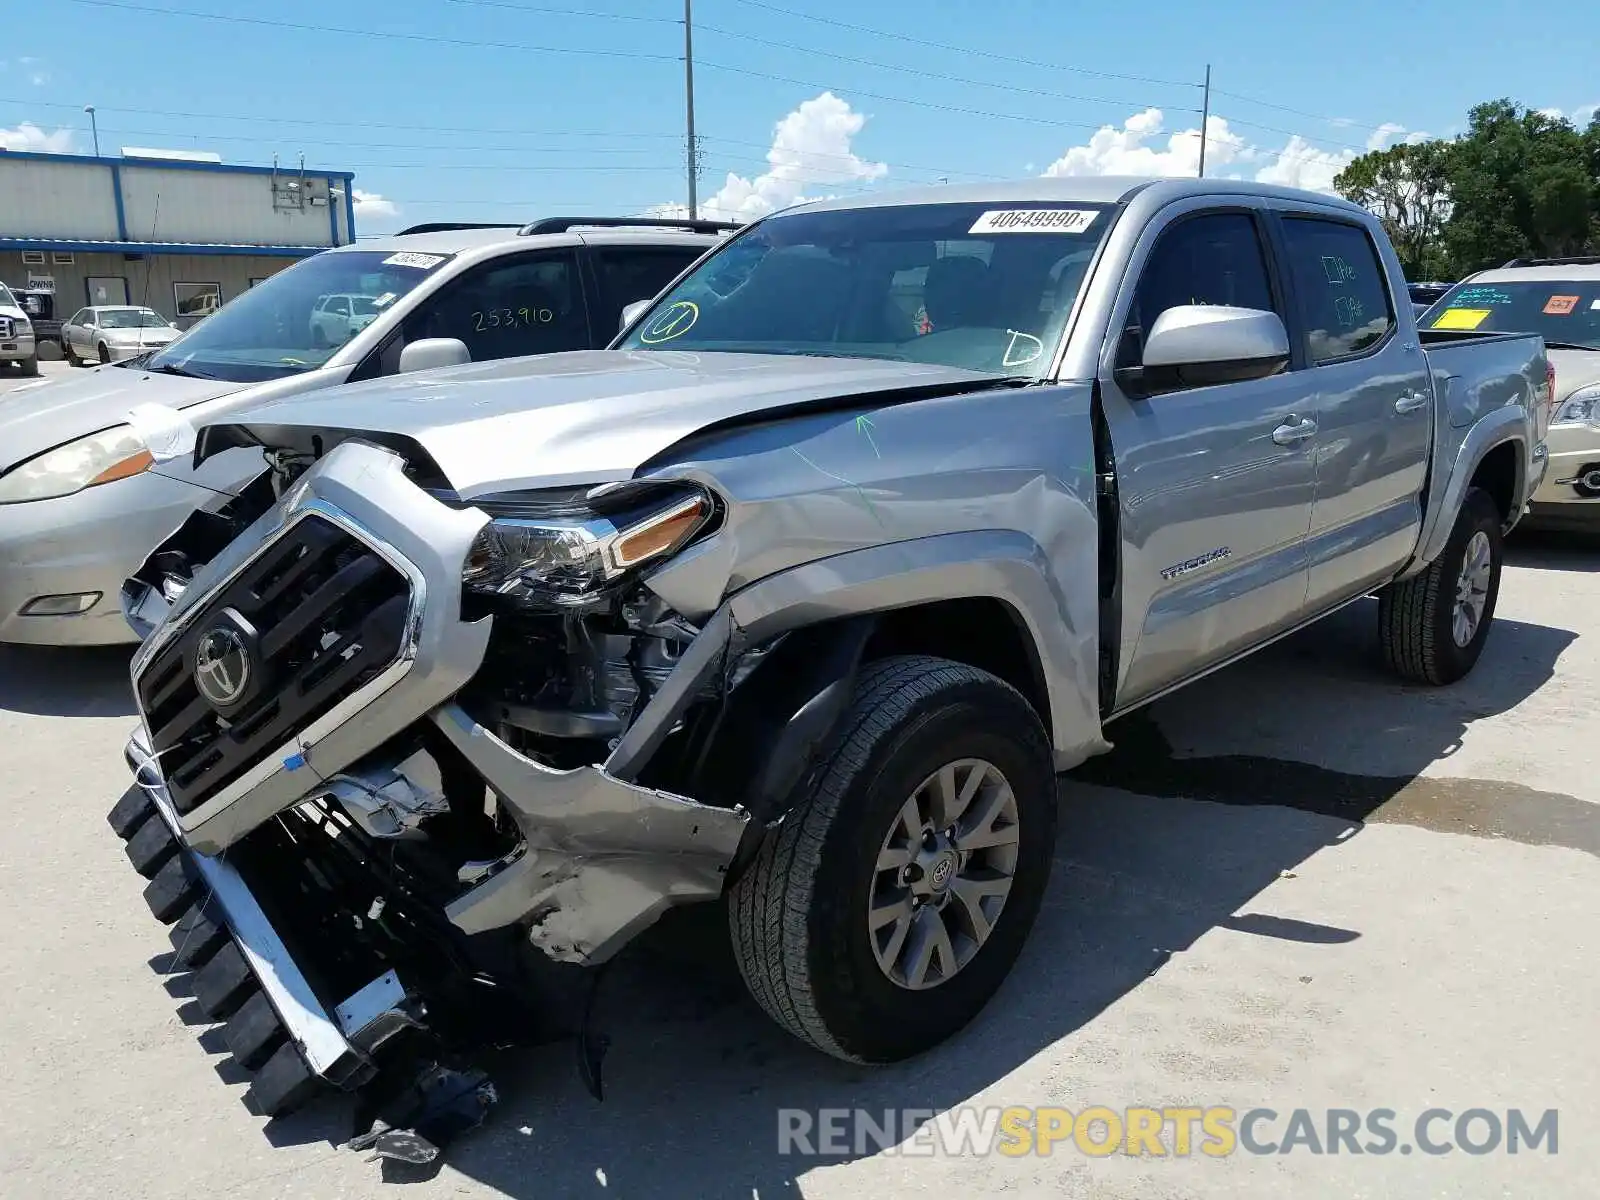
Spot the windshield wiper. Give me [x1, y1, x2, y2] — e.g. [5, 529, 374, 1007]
[1542, 341, 1599, 352]
[144, 361, 215, 380]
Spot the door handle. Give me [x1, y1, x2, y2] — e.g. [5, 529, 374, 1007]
[1395, 391, 1430, 414]
[1272, 417, 1318, 446]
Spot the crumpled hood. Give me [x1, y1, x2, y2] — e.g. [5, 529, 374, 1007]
[212, 350, 1005, 497]
[0, 364, 241, 471]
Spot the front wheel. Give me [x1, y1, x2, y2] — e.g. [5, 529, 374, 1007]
[18, 353, 38, 376]
[728, 655, 1058, 1063]
[1378, 487, 1503, 685]
[97, 342, 111, 365]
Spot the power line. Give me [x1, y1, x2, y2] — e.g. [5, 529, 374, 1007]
[686, 20, 1192, 114]
[694, 59, 1158, 132]
[58, 0, 679, 63]
[1, 96, 682, 139]
[726, 0, 1199, 89]
[441, 0, 673, 22]
[1211, 87, 1401, 138]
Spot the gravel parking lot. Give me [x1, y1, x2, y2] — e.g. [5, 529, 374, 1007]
[1, 359, 1595, 1199]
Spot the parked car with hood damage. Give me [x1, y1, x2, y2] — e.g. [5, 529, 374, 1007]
[106, 178, 1547, 1145]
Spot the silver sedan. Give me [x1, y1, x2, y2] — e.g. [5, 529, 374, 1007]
[61, 305, 182, 366]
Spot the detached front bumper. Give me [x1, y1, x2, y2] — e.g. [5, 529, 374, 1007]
[111, 727, 408, 1112]
[112, 439, 750, 1109]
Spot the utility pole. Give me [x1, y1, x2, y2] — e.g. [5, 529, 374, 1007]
[84, 104, 101, 157]
[684, 0, 698, 218]
[1197, 65, 1211, 178]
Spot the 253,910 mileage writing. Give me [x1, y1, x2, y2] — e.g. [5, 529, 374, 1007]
[472, 307, 555, 331]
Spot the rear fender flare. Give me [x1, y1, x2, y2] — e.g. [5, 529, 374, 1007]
[1401, 406, 1526, 579]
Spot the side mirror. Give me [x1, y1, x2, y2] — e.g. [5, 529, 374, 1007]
[619, 299, 651, 332]
[398, 337, 471, 375]
[1123, 305, 1290, 394]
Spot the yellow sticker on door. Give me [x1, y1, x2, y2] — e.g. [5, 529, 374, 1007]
[1431, 307, 1491, 330]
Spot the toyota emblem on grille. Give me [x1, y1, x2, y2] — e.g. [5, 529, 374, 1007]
[194, 626, 251, 707]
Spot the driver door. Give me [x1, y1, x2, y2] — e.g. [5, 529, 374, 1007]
[1099, 203, 1319, 709]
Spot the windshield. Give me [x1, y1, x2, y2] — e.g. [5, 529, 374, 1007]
[1425, 279, 1600, 350]
[616, 201, 1116, 377]
[144, 249, 453, 382]
[99, 308, 170, 329]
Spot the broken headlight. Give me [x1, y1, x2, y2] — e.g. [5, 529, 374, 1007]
[462, 483, 714, 607]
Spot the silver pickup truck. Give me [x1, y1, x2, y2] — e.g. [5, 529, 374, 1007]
[107, 178, 1547, 1138]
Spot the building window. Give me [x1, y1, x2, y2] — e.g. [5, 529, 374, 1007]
[249, 278, 268, 288]
[52, 251, 75, 265]
[20, 251, 46, 265]
[173, 281, 222, 320]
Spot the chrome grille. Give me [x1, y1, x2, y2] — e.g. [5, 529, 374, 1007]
[135, 515, 412, 815]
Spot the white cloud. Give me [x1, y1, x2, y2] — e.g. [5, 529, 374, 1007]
[351, 189, 399, 220]
[1037, 108, 1427, 196]
[1366, 122, 1406, 151]
[0, 121, 73, 153]
[647, 91, 886, 222]
[1041, 108, 1252, 178]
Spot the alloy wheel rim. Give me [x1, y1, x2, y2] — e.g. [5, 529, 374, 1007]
[1452, 529, 1492, 647]
[868, 758, 1021, 990]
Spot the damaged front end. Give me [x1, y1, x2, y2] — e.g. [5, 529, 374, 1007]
[108, 435, 781, 1148]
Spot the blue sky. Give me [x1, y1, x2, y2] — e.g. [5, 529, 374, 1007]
[3, 0, 1596, 233]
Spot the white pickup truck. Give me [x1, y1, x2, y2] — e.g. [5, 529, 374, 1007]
[109, 177, 1548, 1148]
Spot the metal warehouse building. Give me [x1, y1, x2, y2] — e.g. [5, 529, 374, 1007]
[0, 148, 357, 342]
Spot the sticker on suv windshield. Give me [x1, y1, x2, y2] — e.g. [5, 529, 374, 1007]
[382, 252, 446, 270]
[968, 209, 1100, 235]
[1543, 295, 1580, 316]
[1431, 308, 1491, 330]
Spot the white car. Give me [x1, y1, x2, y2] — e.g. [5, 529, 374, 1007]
[1421, 257, 1600, 530]
[309, 293, 381, 347]
[62, 305, 182, 366]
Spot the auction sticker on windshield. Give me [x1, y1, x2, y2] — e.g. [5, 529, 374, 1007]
[969, 209, 1100, 235]
[383, 252, 447, 270]
[1543, 295, 1580, 316]
[1431, 308, 1492, 331]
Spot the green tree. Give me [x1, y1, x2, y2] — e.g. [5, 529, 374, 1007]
[1333, 141, 1453, 279]
[1440, 99, 1595, 273]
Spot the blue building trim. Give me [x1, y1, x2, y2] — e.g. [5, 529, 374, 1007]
[0, 238, 327, 257]
[108, 162, 129, 240]
[0, 148, 356, 180]
[345, 178, 358, 245]
[325, 176, 340, 246]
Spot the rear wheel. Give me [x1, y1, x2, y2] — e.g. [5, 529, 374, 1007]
[64, 341, 80, 366]
[728, 655, 1057, 1063]
[1379, 487, 1503, 685]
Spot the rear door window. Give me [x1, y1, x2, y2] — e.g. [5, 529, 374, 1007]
[404, 250, 589, 362]
[1280, 217, 1395, 363]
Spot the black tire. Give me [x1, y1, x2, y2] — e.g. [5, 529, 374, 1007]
[728, 654, 1057, 1063]
[97, 342, 111, 365]
[64, 342, 81, 367]
[1379, 487, 1503, 685]
[19, 353, 38, 376]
